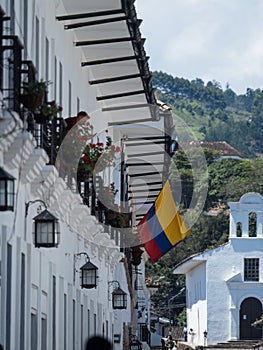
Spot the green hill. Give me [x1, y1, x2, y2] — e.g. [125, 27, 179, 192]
[147, 71, 263, 323]
[152, 71, 263, 157]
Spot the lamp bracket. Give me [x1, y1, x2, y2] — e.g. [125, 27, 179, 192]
[25, 199, 47, 217]
[73, 252, 90, 284]
[108, 280, 120, 289]
[107, 280, 120, 301]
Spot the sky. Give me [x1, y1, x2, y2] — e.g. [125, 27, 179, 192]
[136, 0, 263, 95]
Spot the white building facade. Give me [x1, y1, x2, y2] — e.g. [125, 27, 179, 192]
[0, 0, 173, 349]
[173, 192, 263, 347]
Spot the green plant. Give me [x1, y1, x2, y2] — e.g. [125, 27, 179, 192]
[40, 100, 63, 117]
[22, 80, 50, 95]
[78, 132, 121, 173]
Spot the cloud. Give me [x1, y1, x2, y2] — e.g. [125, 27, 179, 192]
[136, 0, 263, 93]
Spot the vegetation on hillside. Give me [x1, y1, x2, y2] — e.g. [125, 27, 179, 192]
[147, 151, 263, 324]
[152, 71, 263, 157]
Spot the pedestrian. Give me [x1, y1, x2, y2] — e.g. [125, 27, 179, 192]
[85, 336, 112, 350]
[183, 325, 187, 341]
[188, 328, 195, 344]
[169, 139, 179, 157]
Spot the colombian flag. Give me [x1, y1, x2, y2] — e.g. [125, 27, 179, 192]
[138, 180, 190, 263]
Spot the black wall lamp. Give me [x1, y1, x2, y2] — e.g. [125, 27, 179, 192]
[0, 167, 15, 211]
[74, 252, 98, 289]
[25, 200, 60, 248]
[108, 280, 127, 310]
[129, 336, 142, 350]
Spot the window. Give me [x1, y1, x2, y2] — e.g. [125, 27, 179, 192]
[41, 316, 47, 350]
[20, 254, 25, 350]
[54, 56, 57, 101]
[23, 0, 28, 59]
[87, 309, 90, 337]
[244, 258, 259, 281]
[68, 81, 72, 116]
[77, 97, 80, 114]
[236, 222, 242, 237]
[45, 37, 49, 82]
[249, 212, 257, 237]
[31, 312, 38, 350]
[35, 17, 40, 76]
[52, 276, 56, 350]
[94, 314, 96, 335]
[59, 62, 63, 108]
[73, 300, 75, 349]
[64, 294, 67, 350]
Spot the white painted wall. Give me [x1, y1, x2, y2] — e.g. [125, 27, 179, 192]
[175, 193, 263, 347]
[0, 112, 130, 350]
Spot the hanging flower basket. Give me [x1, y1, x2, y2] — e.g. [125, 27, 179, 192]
[78, 133, 121, 174]
[77, 170, 92, 182]
[20, 80, 49, 111]
[33, 101, 63, 124]
[33, 113, 51, 124]
[20, 92, 45, 110]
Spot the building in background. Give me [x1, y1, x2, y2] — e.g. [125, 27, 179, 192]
[173, 192, 263, 347]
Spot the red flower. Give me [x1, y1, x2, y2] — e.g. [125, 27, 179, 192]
[82, 155, 90, 164]
[115, 146, 121, 152]
[50, 100, 56, 107]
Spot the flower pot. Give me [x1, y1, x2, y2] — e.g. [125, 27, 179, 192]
[77, 171, 92, 182]
[34, 113, 51, 124]
[20, 92, 45, 110]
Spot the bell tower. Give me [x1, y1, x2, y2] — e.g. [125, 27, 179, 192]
[229, 193, 263, 238]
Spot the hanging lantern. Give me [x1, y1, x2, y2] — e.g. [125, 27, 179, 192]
[80, 259, 98, 289]
[112, 286, 127, 310]
[33, 209, 60, 248]
[0, 167, 15, 211]
[129, 338, 142, 350]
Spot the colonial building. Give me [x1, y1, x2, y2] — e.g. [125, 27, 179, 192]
[0, 0, 173, 349]
[173, 192, 263, 347]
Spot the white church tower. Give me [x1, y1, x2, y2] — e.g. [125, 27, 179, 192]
[173, 192, 263, 347]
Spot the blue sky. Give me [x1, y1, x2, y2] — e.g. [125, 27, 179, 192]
[136, 0, 263, 94]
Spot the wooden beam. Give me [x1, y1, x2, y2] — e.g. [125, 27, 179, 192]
[128, 188, 162, 193]
[126, 162, 164, 167]
[129, 181, 163, 188]
[56, 9, 124, 21]
[96, 89, 145, 101]
[102, 103, 149, 112]
[125, 136, 167, 141]
[125, 140, 166, 146]
[108, 118, 153, 126]
[89, 73, 141, 85]
[128, 194, 157, 200]
[74, 37, 133, 47]
[132, 201, 155, 205]
[81, 55, 137, 66]
[127, 151, 165, 157]
[64, 15, 127, 30]
[129, 171, 160, 177]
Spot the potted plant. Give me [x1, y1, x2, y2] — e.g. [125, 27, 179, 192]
[20, 80, 49, 110]
[34, 100, 63, 123]
[78, 133, 121, 175]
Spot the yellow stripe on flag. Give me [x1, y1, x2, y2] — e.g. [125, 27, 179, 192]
[155, 181, 189, 245]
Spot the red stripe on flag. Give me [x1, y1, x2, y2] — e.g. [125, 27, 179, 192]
[144, 238, 163, 264]
[138, 219, 162, 263]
